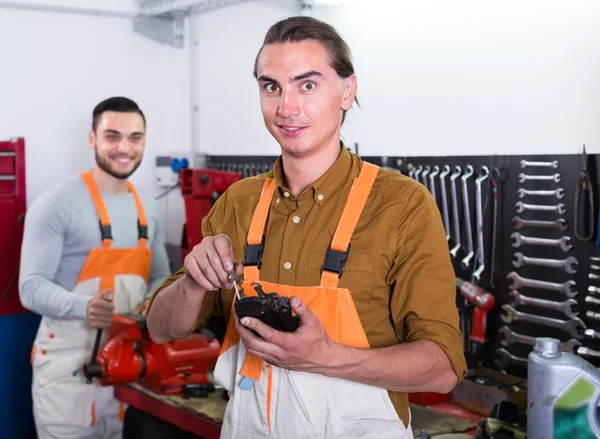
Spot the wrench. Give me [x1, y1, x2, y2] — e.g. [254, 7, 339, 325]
[439, 165, 451, 241]
[501, 305, 586, 339]
[460, 165, 475, 270]
[517, 188, 565, 199]
[510, 232, 572, 252]
[508, 290, 579, 318]
[586, 311, 600, 322]
[421, 165, 430, 191]
[585, 329, 600, 340]
[585, 296, 600, 307]
[506, 271, 577, 298]
[515, 201, 566, 214]
[495, 348, 527, 370]
[413, 165, 423, 185]
[428, 165, 439, 203]
[588, 286, 600, 295]
[408, 165, 415, 179]
[520, 159, 560, 169]
[512, 253, 578, 274]
[512, 216, 568, 232]
[472, 166, 489, 283]
[518, 173, 561, 183]
[578, 346, 600, 359]
[499, 326, 581, 353]
[449, 166, 462, 258]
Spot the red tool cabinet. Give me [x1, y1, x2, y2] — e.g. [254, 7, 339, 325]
[0, 138, 27, 315]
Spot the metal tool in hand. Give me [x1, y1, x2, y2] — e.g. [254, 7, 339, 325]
[229, 270, 242, 300]
[500, 304, 586, 339]
[428, 165, 439, 203]
[508, 290, 579, 319]
[449, 166, 462, 258]
[472, 166, 489, 283]
[512, 252, 578, 274]
[439, 165, 451, 241]
[515, 201, 566, 214]
[518, 173, 561, 183]
[574, 144, 595, 241]
[460, 165, 475, 269]
[520, 159, 559, 169]
[506, 271, 577, 298]
[499, 326, 580, 353]
[510, 232, 572, 252]
[495, 348, 527, 371]
[512, 216, 568, 231]
[517, 188, 564, 199]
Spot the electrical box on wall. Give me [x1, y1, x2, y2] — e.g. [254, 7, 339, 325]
[155, 156, 178, 188]
[155, 152, 207, 188]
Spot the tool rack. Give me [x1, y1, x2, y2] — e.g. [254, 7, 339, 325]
[206, 151, 600, 379]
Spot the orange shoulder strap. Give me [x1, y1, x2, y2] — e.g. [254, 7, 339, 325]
[80, 171, 112, 249]
[127, 181, 149, 248]
[320, 162, 379, 288]
[243, 179, 277, 281]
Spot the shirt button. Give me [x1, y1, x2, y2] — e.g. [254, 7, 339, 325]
[284, 262, 292, 270]
[283, 191, 290, 198]
[317, 194, 324, 201]
[293, 216, 300, 224]
[276, 197, 280, 203]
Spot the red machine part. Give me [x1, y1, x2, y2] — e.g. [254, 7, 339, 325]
[179, 169, 241, 262]
[0, 138, 26, 316]
[87, 315, 221, 395]
[456, 277, 495, 343]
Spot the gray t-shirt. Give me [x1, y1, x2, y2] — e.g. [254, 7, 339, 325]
[19, 173, 172, 320]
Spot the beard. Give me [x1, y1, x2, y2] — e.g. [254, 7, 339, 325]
[95, 146, 141, 180]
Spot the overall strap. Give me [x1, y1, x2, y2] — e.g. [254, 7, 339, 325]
[242, 179, 277, 281]
[127, 181, 149, 249]
[81, 171, 112, 249]
[320, 162, 380, 288]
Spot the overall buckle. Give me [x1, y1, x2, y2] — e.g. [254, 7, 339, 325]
[321, 244, 351, 278]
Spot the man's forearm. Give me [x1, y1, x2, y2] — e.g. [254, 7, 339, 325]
[19, 277, 91, 320]
[146, 275, 207, 343]
[317, 340, 458, 394]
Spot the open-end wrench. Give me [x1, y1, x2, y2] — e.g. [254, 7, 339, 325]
[495, 348, 527, 370]
[512, 253, 578, 274]
[517, 188, 565, 199]
[428, 165, 439, 203]
[578, 346, 600, 359]
[508, 290, 579, 318]
[422, 165, 430, 191]
[449, 166, 462, 258]
[512, 216, 568, 232]
[515, 201, 566, 214]
[520, 159, 560, 169]
[586, 296, 600, 307]
[586, 311, 600, 322]
[461, 165, 475, 269]
[439, 165, 451, 241]
[518, 173, 561, 183]
[510, 232, 572, 252]
[585, 329, 600, 340]
[501, 304, 586, 339]
[408, 165, 415, 179]
[414, 165, 423, 185]
[589, 286, 600, 295]
[472, 166, 489, 283]
[499, 326, 581, 353]
[506, 271, 577, 298]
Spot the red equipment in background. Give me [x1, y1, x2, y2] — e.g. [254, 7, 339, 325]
[0, 138, 26, 316]
[179, 169, 241, 261]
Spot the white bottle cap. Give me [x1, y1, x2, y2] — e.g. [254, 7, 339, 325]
[534, 337, 561, 357]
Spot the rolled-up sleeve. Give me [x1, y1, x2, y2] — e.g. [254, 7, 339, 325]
[389, 185, 467, 382]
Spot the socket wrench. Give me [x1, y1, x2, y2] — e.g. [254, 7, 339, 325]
[449, 166, 462, 258]
[512, 216, 568, 232]
[439, 165, 451, 241]
[518, 173, 561, 183]
[472, 166, 489, 283]
[506, 271, 577, 298]
[520, 159, 559, 169]
[501, 304, 586, 339]
[495, 348, 527, 370]
[428, 165, 439, 203]
[508, 290, 579, 318]
[460, 165, 475, 269]
[515, 201, 566, 214]
[517, 188, 565, 199]
[512, 252, 578, 274]
[499, 326, 580, 353]
[510, 232, 572, 252]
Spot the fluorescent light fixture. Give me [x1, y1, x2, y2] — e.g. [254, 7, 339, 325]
[310, 0, 353, 5]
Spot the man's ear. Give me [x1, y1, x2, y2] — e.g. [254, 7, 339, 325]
[341, 74, 357, 111]
[88, 130, 95, 150]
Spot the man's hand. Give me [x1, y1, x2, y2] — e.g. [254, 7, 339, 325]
[86, 289, 115, 329]
[183, 234, 243, 291]
[133, 299, 150, 316]
[236, 296, 335, 372]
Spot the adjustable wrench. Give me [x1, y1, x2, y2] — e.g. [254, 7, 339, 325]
[515, 201, 566, 214]
[428, 165, 439, 203]
[512, 216, 568, 232]
[518, 173, 561, 183]
[422, 165, 430, 191]
[510, 232, 572, 252]
[517, 188, 565, 199]
[413, 165, 423, 185]
[460, 165, 475, 269]
[449, 166, 462, 258]
[472, 166, 489, 283]
[501, 305, 586, 339]
[495, 348, 527, 370]
[439, 165, 451, 241]
[506, 271, 577, 298]
[520, 159, 560, 169]
[499, 326, 581, 353]
[512, 253, 578, 274]
[508, 290, 579, 318]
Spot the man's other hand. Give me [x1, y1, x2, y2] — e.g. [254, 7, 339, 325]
[133, 298, 150, 316]
[86, 289, 115, 329]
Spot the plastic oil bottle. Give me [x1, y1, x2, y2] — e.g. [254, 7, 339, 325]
[528, 337, 600, 438]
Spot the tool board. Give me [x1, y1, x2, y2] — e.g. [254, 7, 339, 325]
[206, 151, 600, 379]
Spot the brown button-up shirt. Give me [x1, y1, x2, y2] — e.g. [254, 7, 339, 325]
[150, 147, 467, 426]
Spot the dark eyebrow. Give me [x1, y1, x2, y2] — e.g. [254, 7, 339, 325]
[103, 129, 144, 136]
[258, 70, 323, 85]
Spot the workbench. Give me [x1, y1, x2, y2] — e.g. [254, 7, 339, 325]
[115, 383, 481, 438]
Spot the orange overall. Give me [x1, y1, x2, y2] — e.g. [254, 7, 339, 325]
[213, 162, 412, 439]
[31, 171, 152, 437]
